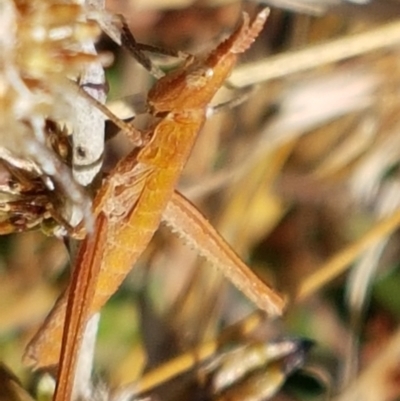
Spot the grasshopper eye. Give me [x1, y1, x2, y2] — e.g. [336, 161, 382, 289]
[186, 67, 214, 88]
[186, 66, 214, 88]
[205, 68, 214, 78]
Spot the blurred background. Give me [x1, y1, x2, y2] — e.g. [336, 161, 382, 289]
[2, 0, 400, 400]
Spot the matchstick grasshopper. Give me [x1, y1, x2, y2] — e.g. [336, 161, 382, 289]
[23, 8, 285, 401]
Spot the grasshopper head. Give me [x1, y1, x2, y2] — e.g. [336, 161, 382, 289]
[147, 52, 236, 114]
[147, 8, 269, 114]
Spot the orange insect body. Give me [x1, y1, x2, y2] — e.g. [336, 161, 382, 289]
[25, 9, 283, 373]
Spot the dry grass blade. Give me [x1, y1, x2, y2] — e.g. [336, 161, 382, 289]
[296, 208, 400, 301]
[335, 327, 400, 401]
[230, 19, 400, 87]
[119, 311, 264, 396]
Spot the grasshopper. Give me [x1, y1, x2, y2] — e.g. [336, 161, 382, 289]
[24, 8, 285, 401]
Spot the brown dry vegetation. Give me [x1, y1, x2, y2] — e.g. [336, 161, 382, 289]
[2, 0, 400, 400]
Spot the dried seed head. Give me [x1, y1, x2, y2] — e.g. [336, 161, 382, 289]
[0, 0, 103, 229]
[1, 0, 101, 129]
